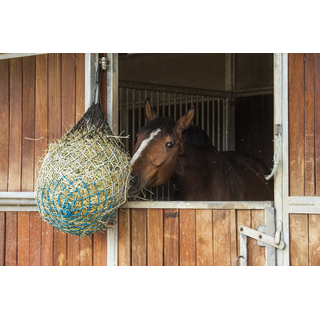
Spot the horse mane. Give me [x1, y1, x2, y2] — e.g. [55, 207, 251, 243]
[182, 125, 212, 148]
[140, 117, 212, 149]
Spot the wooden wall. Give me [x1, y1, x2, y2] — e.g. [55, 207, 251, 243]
[0, 53, 111, 266]
[118, 208, 266, 266]
[288, 53, 320, 266]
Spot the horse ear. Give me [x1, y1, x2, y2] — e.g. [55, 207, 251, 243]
[145, 98, 157, 122]
[175, 107, 195, 137]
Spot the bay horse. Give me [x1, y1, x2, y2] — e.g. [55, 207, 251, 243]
[128, 99, 273, 201]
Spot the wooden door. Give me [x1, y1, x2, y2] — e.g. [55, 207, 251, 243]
[118, 203, 270, 266]
[279, 53, 320, 265]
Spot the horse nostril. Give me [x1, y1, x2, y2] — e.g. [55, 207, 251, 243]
[131, 174, 140, 188]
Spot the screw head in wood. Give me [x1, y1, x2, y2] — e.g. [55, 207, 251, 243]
[259, 234, 262, 239]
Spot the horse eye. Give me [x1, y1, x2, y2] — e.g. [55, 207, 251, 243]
[166, 142, 174, 149]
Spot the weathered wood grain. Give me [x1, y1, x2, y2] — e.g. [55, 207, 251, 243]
[289, 214, 309, 266]
[0, 59, 9, 266]
[196, 209, 213, 266]
[308, 214, 320, 266]
[288, 53, 305, 196]
[164, 209, 179, 266]
[118, 208, 131, 266]
[179, 209, 196, 266]
[213, 210, 230, 266]
[147, 209, 163, 266]
[131, 209, 147, 266]
[304, 53, 315, 196]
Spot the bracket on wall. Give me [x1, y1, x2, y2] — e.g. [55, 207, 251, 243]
[238, 207, 285, 266]
[100, 56, 110, 70]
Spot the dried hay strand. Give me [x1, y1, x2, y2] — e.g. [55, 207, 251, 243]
[35, 103, 131, 237]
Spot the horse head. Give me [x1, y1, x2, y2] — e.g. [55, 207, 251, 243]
[128, 98, 194, 197]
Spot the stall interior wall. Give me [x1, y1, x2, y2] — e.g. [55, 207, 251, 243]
[288, 53, 320, 266]
[118, 207, 266, 266]
[0, 54, 110, 266]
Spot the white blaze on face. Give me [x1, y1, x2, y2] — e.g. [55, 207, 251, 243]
[130, 128, 161, 166]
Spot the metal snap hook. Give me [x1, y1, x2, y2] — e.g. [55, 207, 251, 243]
[236, 255, 244, 266]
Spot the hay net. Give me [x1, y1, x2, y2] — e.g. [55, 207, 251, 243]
[35, 102, 131, 237]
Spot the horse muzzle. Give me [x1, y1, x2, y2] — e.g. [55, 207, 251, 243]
[128, 173, 143, 197]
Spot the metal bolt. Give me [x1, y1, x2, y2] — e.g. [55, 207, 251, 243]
[240, 227, 243, 232]
[259, 234, 262, 239]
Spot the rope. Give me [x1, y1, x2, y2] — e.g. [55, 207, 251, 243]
[265, 132, 281, 180]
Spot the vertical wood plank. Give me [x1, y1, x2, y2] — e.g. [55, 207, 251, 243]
[308, 215, 320, 266]
[213, 210, 230, 266]
[33, 54, 49, 266]
[45, 53, 62, 266]
[29, 212, 42, 266]
[32, 54, 48, 266]
[0, 59, 9, 266]
[93, 231, 107, 266]
[147, 209, 163, 266]
[21, 56, 35, 191]
[289, 53, 305, 196]
[18, 56, 36, 266]
[164, 209, 179, 266]
[0, 59, 9, 192]
[17, 212, 29, 266]
[289, 214, 309, 266]
[132, 209, 147, 266]
[315, 54, 320, 195]
[250, 210, 265, 266]
[62, 53, 79, 266]
[75, 53, 85, 122]
[304, 53, 315, 196]
[62, 53, 76, 134]
[237, 210, 251, 265]
[80, 235, 93, 266]
[229, 210, 238, 266]
[75, 53, 91, 266]
[0, 212, 4, 266]
[179, 209, 196, 266]
[196, 209, 213, 266]
[67, 234, 80, 266]
[118, 209, 131, 266]
[6, 58, 23, 266]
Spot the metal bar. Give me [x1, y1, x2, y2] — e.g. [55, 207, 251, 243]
[207, 96, 210, 139]
[201, 96, 204, 129]
[125, 88, 129, 151]
[217, 99, 221, 151]
[0, 192, 273, 211]
[212, 99, 216, 146]
[106, 53, 119, 267]
[85, 53, 99, 111]
[264, 206, 276, 266]
[132, 89, 135, 153]
[138, 90, 142, 133]
[223, 98, 226, 151]
[239, 225, 285, 250]
[107, 53, 118, 133]
[119, 88, 123, 135]
[232, 86, 273, 97]
[118, 80, 229, 98]
[122, 201, 273, 210]
[274, 53, 288, 266]
[239, 233, 248, 266]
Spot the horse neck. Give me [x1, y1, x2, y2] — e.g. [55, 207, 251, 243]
[172, 142, 224, 200]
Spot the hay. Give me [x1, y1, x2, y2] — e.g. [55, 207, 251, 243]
[35, 103, 131, 237]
